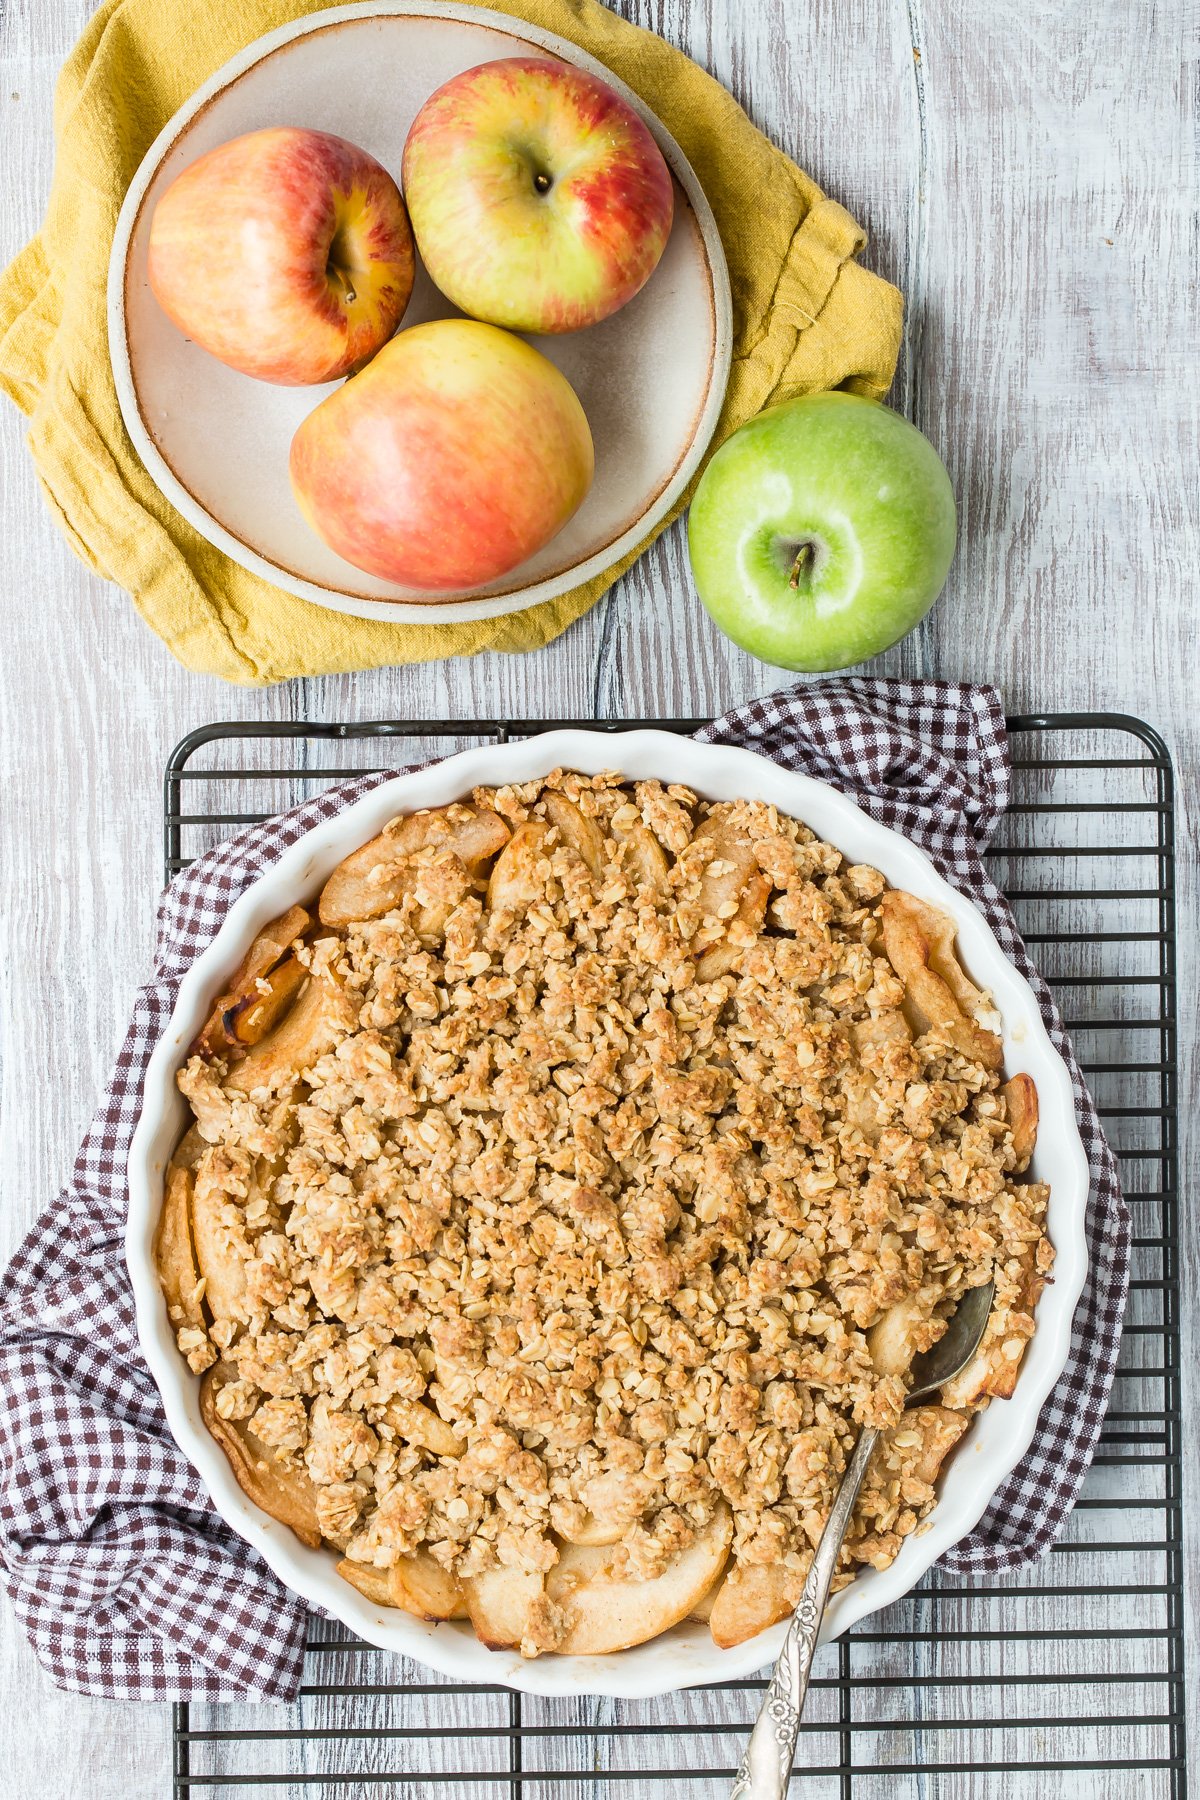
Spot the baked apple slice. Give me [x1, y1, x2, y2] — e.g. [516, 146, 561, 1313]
[685, 811, 772, 980]
[879, 891, 1003, 1069]
[894, 1404, 972, 1483]
[189, 1159, 250, 1326]
[696, 871, 772, 981]
[194, 905, 312, 1057]
[169, 1123, 209, 1171]
[390, 1550, 467, 1620]
[709, 1562, 799, 1649]
[319, 804, 509, 928]
[940, 1247, 1047, 1406]
[154, 1164, 205, 1332]
[383, 1397, 464, 1458]
[548, 1503, 625, 1548]
[611, 816, 670, 897]
[486, 821, 551, 912]
[851, 1009, 912, 1054]
[691, 817, 757, 926]
[336, 1552, 468, 1620]
[224, 968, 357, 1094]
[200, 1365, 322, 1549]
[542, 792, 605, 879]
[462, 1567, 546, 1651]
[547, 1506, 732, 1655]
[687, 1549, 730, 1622]
[867, 1292, 929, 1378]
[221, 955, 309, 1047]
[337, 1558, 394, 1606]
[1001, 1073, 1039, 1170]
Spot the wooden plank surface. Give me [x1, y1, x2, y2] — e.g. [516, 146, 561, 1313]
[1, 0, 1195, 1795]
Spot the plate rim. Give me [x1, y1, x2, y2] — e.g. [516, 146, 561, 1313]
[106, 0, 734, 626]
[125, 728, 1092, 1700]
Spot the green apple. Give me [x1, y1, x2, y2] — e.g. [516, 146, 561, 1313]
[687, 392, 957, 671]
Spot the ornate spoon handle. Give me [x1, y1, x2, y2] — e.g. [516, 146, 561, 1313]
[730, 1425, 880, 1799]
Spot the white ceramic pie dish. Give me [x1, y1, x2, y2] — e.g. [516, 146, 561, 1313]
[125, 729, 1090, 1699]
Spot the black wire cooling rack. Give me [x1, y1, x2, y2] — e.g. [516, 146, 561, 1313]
[162, 712, 1186, 1799]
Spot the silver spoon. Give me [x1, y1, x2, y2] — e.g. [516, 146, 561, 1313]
[729, 1279, 996, 1800]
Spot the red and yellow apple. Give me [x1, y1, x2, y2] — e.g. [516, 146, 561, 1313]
[289, 319, 594, 590]
[147, 127, 414, 385]
[401, 56, 674, 334]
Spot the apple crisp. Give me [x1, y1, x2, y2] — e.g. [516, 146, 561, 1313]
[157, 772, 1052, 1656]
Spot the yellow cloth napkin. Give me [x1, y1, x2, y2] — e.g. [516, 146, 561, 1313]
[0, 0, 903, 685]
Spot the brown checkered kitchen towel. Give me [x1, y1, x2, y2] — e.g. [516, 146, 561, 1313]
[0, 679, 1129, 1701]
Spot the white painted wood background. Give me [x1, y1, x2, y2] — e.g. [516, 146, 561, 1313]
[1, 0, 1195, 1794]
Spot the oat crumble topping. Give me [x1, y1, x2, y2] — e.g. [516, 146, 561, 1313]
[162, 773, 1051, 1651]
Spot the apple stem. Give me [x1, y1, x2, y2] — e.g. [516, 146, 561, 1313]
[328, 263, 358, 306]
[788, 543, 815, 589]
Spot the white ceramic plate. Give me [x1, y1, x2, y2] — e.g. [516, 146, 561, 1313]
[107, 1, 732, 625]
[126, 731, 1090, 1699]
